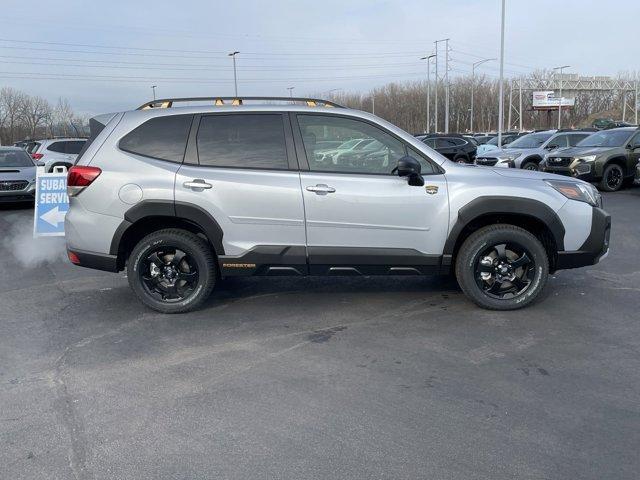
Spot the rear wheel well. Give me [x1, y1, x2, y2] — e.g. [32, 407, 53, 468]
[451, 214, 558, 271]
[116, 216, 216, 270]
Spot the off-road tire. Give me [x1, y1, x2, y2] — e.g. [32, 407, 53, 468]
[127, 229, 216, 313]
[455, 224, 549, 310]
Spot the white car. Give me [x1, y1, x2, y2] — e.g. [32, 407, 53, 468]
[29, 138, 87, 173]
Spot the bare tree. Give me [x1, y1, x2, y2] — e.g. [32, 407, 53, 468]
[53, 97, 75, 137]
[19, 95, 51, 139]
[0, 87, 26, 144]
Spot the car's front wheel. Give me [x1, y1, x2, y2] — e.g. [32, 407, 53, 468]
[599, 163, 624, 192]
[521, 161, 539, 171]
[455, 224, 549, 310]
[127, 229, 216, 313]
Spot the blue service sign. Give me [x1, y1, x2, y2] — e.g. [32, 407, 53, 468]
[33, 173, 69, 237]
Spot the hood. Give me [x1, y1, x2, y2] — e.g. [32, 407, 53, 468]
[477, 147, 528, 158]
[547, 146, 613, 157]
[0, 165, 36, 181]
[476, 144, 498, 155]
[491, 167, 552, 181]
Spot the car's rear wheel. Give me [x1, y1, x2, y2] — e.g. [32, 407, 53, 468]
[127, 229, 216, 313]
[455, 224, 549, 310]
[599, 163, 624, 192]
[521, 161, 539, 171]
[454, 155, 469, 164]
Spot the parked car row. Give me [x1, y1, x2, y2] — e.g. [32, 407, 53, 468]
[14, 137, 87, 173]
[474, 127, 640, 191]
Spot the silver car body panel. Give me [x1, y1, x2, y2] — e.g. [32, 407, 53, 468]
[67, 104, 599, 265]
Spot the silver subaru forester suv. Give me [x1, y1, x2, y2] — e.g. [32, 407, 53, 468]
[65, 97, 610, 313]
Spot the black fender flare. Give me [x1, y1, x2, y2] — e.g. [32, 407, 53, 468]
[442, 196, 565, 260]
[109, 200, 225, 256]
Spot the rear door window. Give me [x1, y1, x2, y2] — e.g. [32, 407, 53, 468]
[47, 142, 67, 153]
[568, 134, 589, 146]
[120, 114, 193, 163]
[196, 114, 288, 170]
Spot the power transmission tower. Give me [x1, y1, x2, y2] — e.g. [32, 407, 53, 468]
[444, 39, 450, 133]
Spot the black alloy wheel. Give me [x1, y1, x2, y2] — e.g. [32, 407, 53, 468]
[603, 164, 624, 191]
[455, 224, 549, 310]
[474, 242, 534, 299]
[140, 247, 199, 303]
[127, 229, 216, 313]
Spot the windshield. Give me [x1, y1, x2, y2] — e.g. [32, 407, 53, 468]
[576, 130, 633, 147]
[0, 150, 34, 167]
[486, 137, 500, 146]
[508, 132, 553, 149]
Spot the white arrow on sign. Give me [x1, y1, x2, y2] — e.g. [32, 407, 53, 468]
[40, 206, 67, 227]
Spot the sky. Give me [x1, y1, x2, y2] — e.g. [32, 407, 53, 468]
[1, 0, 639, 116]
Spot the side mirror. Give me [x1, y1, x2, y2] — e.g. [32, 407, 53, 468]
[546, 144, 558, 150]
[394, 156, 424, 187]
[395, 155, 421, 177]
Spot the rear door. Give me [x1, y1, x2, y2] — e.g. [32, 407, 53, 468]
[175, 112, 307, 275]
[293, 113, 449, 274]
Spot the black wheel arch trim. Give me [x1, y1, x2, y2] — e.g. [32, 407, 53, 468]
[110, 200, 225, 258]
[443, 196, 566, 259]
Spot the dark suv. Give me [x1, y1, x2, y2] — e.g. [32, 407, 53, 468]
[542, 127, 640, 191]
[420, 134, 477, 163]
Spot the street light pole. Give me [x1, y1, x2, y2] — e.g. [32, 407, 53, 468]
[151, 85, 157, 101]
[470, 58, 495, 133]
[228, 51, 240, 97]
[497, 0, 506, 147]
[287, 87, 295, 98]
[553, 65, 570, 129]
[421, 54, 436, 133]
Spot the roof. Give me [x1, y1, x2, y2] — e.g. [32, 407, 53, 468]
[0, 146, 26, 151]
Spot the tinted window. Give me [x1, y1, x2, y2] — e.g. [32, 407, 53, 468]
[577, 129, 634, 147]
[47, 142, 66, 153]
[509, 132, 553, 148]
[0, 150, 34, 167]
[568, 134, 589, 146]
[65, 141, 86, 154]
[27, 142, 40, 154]
[407, 147, 436, 174]
[196, 114, 287, 169]
[120, 114, 193, 162]
[548, 135, 569, 148]
[297, 114, 406, 174]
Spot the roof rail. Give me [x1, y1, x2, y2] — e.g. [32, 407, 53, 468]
[136, 96, 345, 110]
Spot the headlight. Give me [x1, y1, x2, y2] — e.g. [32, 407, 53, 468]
[545, 179, 601, 207]
[577, 155, 596, 162]
[498, 153, 521, 162]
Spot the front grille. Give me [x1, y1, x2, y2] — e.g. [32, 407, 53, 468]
[0, 180, 28, 191]
[546, 157, 572, 167]
[476, 158, 498, 166]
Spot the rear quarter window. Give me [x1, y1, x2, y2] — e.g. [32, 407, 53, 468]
[47, 142, 67, 153]
[119, 114, 193, 163]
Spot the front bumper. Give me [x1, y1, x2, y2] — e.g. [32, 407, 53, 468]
[542, 161, 598, 182]
[555, 207, 610, 270]
[0, 182, 36, 202]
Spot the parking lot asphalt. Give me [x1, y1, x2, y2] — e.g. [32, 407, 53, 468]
[1, 188, 639, 480]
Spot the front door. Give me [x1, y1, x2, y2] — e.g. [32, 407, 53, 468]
[293, 113, 449, 275]
[175, 113, 307, 276]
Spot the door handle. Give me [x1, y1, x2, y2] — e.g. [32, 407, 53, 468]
[306, 184, 336, 195]
[183, 179, 212, 190]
